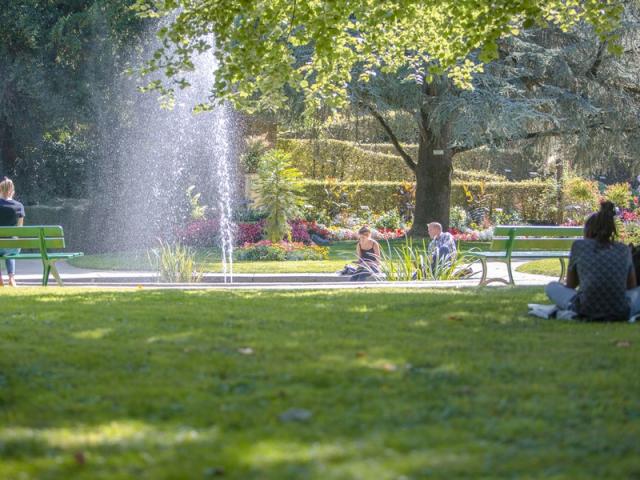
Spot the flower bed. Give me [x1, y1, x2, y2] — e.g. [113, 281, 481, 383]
[449, 227, 493, 242]
[179, 220, 264, 247]
[234, 240, 329, 261]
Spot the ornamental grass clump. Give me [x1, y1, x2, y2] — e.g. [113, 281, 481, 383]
[380, 237, 475, 282]
[148, 240, 204, 283]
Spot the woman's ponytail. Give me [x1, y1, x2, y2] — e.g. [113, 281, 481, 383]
[590, 200, 617, 245]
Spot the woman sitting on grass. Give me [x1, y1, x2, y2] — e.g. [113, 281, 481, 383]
[339, 226, 382, 281]
[545, 201, 640, 321]
[351, 226, 381, 281]
[0, 177, 25, 287]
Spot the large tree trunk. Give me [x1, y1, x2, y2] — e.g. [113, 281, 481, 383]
[409, 81, 453, 237]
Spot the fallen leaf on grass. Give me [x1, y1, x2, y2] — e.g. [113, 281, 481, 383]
[237, 347, 254, 355]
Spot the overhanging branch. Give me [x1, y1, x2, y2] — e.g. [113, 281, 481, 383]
[366, 105, 417, 172]
[456, 122, 640, 155]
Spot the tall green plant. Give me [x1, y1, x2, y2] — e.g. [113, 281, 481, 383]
[186, 185, 207, 220]
[379, 238, 475, 282]
[148, 240, 204, 283]
[256, 150, 305, 242]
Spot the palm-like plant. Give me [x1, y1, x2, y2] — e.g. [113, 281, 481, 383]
[256, 150, 305, 242]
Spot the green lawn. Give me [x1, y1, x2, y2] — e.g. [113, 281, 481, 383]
[67, 241, 490, 273]
[516, 259, 562, 277]
[1, 287, 639, 479]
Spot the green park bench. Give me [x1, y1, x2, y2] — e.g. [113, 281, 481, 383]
[0, 226, 83, 286]
[470, 225, 584, 286]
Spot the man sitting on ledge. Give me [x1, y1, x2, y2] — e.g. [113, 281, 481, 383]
[427, 222, 457, 269]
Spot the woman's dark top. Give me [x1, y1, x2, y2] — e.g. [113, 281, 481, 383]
[0, 198, 25, 226]
[569, 239, 632, 321]
[359, 246, 377, 263]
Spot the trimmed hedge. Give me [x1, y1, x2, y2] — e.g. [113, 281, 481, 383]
[278, 138, 413, 181]
[302, 179, 557, 223]
[279, 139, 505, 183]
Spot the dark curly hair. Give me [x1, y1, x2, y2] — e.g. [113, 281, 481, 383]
[584, 201, 617, 245]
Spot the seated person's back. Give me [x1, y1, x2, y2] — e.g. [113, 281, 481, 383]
[570, 237, 632, 320]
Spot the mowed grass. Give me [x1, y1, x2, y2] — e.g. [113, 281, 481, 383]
[1, 287, 639, 479]
[516, 259, 562, 277]
[67, 240, 490, 273]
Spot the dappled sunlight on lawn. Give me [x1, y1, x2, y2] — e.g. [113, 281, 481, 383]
[146, 330, 200, 344]
[72, 328, 113, 340]
[241, 438, 475, 476]
[0, 421, 219, 450]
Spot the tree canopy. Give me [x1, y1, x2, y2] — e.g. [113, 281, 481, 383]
[135, 0, 624, 115]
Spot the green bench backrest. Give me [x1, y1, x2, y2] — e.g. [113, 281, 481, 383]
[0, 226, 65, 250]
[490, 225, 583, 252]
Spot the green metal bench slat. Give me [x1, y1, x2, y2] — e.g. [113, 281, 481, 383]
[0, 226, 64, 237]
[493, 226, 583, 237]
[475, 225, 581, 286]
[489, 238, 576, 251]
[0, 238, 66, 249]
[0, 225, 82, 286]
[0, 252, 83, 259]
[473, 251, 570, 258]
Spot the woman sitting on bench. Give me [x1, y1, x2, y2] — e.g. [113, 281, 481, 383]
[0, 177, 25, 287]
[545, 201, 640, 321]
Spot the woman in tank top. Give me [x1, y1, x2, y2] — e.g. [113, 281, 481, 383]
[350, 226, 381, 281]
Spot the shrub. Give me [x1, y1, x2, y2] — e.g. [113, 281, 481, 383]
[301, 179, 557, 223]
[179, 219, 219, 247]
[449, 206, 468, 230]
[235, 242, 286, 261]
[289, 219, 312, 244]
[241, 134, 270, 174]
[605, 183, 632, 210]
[180, 219, 264, 247]
[278, 138, 507, 183]
[234, 241, 328, 261]
[257, 150, 306, 242]
[374, 209, 403, 230]
[186, 185, 207, 220]
[563, 177, 600, 219]
[278, 138, 413, 181]
[236, 221, 264, 245]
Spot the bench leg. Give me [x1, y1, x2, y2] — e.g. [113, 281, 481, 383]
[506, 258, 515, 285]
[50, 263, 63, 287]
[42, 263, 51, 286]
[478, 257, 488, 286]
[478, 258, 513, 287]
[559, 257, 567, 282]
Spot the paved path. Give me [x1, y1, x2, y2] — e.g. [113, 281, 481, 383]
[5, 258, 557, 289]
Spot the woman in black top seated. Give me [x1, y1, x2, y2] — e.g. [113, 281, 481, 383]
[0, 177, 25, 287]
[545, 201, 640, 321]
[351, 226, 381, 281]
